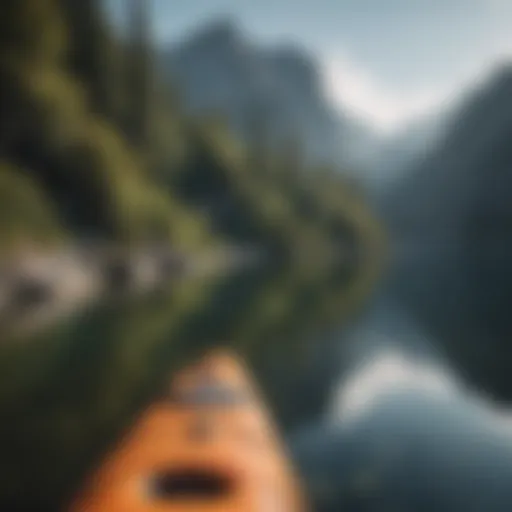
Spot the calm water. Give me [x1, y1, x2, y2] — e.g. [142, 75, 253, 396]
[0, 260, 356, 510]
[1, 253, 512, 511]
[294, 273, 512, 511]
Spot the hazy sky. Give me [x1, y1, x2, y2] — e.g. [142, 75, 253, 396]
[110, 0, 512, 133]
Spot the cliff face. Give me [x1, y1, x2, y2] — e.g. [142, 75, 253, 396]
[159, 20, 377, 170]
[387, 64, 512, 402]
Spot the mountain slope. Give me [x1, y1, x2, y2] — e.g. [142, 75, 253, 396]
[387, 63, 512, 402]
[159, 19, 378, 171]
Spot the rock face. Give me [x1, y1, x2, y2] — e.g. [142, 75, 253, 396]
[159, 19, 378, 171]
[385, 64, 512, 402]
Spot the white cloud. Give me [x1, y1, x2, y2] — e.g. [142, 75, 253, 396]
[321, 40, 512, 135]
[321, 54, 457, 135]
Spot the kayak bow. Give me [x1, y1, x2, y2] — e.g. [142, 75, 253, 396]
[70, 350, 307, 511]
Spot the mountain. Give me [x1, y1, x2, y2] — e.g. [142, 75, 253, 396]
[159, 19, 381, 173]
[387, 64, 512, 234]
[386, 63, 512, 403]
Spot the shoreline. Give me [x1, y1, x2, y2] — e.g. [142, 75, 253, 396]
[0, 244, 263, 338]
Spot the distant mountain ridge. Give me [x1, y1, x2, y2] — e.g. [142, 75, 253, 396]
[159, 19, 381, 173]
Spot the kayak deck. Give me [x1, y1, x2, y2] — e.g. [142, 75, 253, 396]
[69, 350, 307, 511]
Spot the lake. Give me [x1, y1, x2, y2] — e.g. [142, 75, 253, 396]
[1, 249, 511, 511]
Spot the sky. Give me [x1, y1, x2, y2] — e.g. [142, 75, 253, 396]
[110, 0, 512, 133]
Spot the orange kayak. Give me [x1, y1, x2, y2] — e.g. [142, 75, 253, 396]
[69, 350, 307, 511]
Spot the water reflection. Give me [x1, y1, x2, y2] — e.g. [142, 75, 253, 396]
[3, 244, 512, 512]
[296, 388, 512, 512]
[0, 252, 369, 510]
[294, 298, 512, 512]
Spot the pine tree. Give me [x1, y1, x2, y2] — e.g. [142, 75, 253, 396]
[59, 0, 120, 120]
[0, 0, 67, 65]
[0, 0, 67, 157]
[125, 0, 153, 150]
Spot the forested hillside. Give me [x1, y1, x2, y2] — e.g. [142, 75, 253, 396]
[0, 0, 382, 268]
[0, 0, 208, 248]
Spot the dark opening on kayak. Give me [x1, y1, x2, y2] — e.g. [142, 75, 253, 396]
[148, 468, 235, 501]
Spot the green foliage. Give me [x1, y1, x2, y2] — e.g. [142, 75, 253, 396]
[0, 162, 64, 246]
[0, 0, 384, 262]
[174, 114, 384, 281]
[0, 0, 213, 248]
[0, 0, 67, 65]
[0, 254, 380, 509]
[0, 2, 387, 508]
[124, 0, 153, 148]
[59, 0, 123, 121]
[0, 277, 218, 509]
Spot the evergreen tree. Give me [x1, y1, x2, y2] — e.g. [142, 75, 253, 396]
[0, 0, 67, 65]
[0, 0, 66, 159]
[59, 0, 121, 121]
[125, 0, 153, 150]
